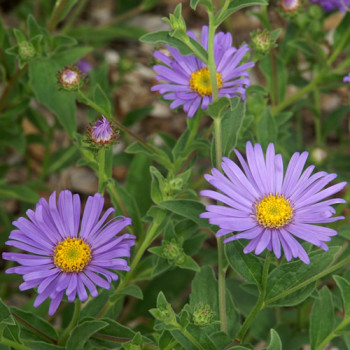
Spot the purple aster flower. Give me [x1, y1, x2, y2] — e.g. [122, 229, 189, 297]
[151, 26, 254, 118]
[311, 0, 350, 12]
[343, 73, 350, 83]
[2, 190, 135, 315]
[200, 142, 346, 264]
[87, 115, 119, 147]
[76, 59, 93, 74]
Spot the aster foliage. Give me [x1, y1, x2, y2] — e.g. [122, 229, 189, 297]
[0, 0, 350, 350]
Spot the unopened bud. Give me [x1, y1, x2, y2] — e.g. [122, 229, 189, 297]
[57, 66, 83, 91]
[250, 30, 277, 55]
[87, 115, 119, 147]
[280, 0, 302, 12]
[193, 303, 215, 327]
[311, 147, 327, 164]
[18, 41, 36, 60]
[162, 239, 185, 265]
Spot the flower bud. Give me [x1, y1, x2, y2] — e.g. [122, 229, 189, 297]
[280, 0, 302, 12]
[57, 66, 83, 91]
[193, 303, 215, 327]
[250, 30, 277, 56]
[163, 177, 184, 199]
[343, 73, 350, 83]
[18, 41, 36, 60]
[311, 147, 327, 164]
[162, 239, 185, 265]
[87, 115, 119, 147]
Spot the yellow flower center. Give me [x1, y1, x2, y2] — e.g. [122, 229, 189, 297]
[255, 194, 293, 228]
[54, 237, 91, 272]
[190, 67, 223, 96]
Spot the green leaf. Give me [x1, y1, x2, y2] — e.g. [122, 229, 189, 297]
[265, 247, 341, 306]
[46, 145, 80, 175]
[225, 241, 264, 286]
[117, 285, 144, 300]
[177, 255, 200, 272]
[94, 85, 112, 116]
[208, 96, 239, 119]
[334, 276, 350, 318]
[66, 320, 108, 350]
[222, 100, 246, 157]
[190, 0, 200, 9]
[334, 12, 350, 48]
[29, 59, 77, 138]
[52, 47, 93, 66]
[150, 166, 165, 204]
[322, 106, 350, 140]
[125, 142, 172, 169]
[159, 199, 210, 228]
[27, 342, 65, 350]
[123, 106, 153, 127]
[0, 299, 15, 327]
[27, 15, 45, 39]
[140, 31, 208, 62]
[11, 307, 58, 341]
[215, 0, 268, 26]
[264, 329, 282, 350]
[310, 287, 335, 350]
[0, 185, 40, 203]
[257, 107, 277, 149]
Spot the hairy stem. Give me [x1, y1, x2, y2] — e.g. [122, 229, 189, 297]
[237, 252, 271, 342]
[59, 299, 81, 345]
[98, 148, 106, 194]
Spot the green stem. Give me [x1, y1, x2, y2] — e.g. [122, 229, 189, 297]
[107, 182, 130, 218]
[47, 0, 71, 32]
[77, 90, 157, 154]
[316, 317, 350, 350]
[237, 252, 271, 342]
[272, 74, 323, 115]
[327, 24, 350, 66]
[313, 84, 322, 146]
[98, 148, 106, 194]
[266, 255, 350, 305]
[0, 338, 32, 350]
[182, 328, 206, 350]
[59, 299, 81, 345]
[207, 12, 219, 102]
[0, 65, 28, 114]
[186, 40, 208, 64]
[98, 211, 165, 318]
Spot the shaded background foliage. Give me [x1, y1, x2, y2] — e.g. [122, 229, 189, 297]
[0, 0, 349, 349]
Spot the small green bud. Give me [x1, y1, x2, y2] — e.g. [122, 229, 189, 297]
[250, 30, 277, 56]
[193, 303, 215, 327]
[18, 41, 36, 60]
[163, 177, 184, 199]
[162, 239, 185, 265]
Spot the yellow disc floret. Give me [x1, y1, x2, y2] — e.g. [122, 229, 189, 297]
[190, 67, 223, 96]
[54, 237, 91, 272]
[255, 193, 293, 229]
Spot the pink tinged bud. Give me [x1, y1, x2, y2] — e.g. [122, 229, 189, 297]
[57, 66, 82, 91]
[281, 0, 301, 11]
[87, 115, 119, 147]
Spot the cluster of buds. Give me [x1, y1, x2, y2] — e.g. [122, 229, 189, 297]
[57, 65, 84, 91]
[192, 302, 215, 327]
[86, 115, 119, 148]
[162, 239, 185, 265]
[18, 41, 36, 61]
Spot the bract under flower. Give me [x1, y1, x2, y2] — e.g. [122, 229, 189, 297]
[3, 190, 135, 315]
[151, 26, 254, 118]
[200, 142, 347, 264]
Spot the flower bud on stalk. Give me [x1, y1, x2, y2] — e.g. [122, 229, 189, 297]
[162, 239, 185, 265]
[18, 41, 36, 61]
[193, 303, 215, 327]
[87, 115, 119, 148]
[250, 29, 277, 57]
[57, 65, 84, 91]
[280, 0, 302, 12]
